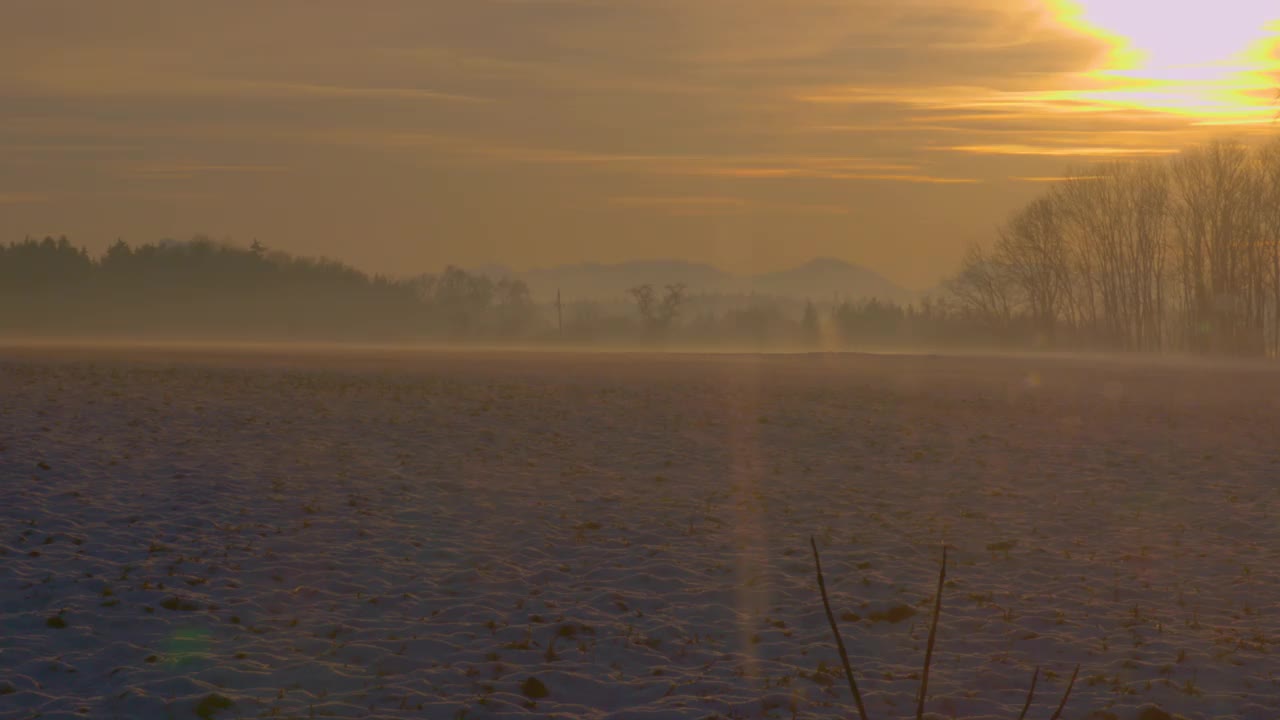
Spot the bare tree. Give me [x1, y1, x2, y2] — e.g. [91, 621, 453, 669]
[1170, 140, 1258, 353]
[630, 282, 686, 334]
[1255, 138, 1280, 355]
[629, 284, 657, 328]
[994, 195, 1071, 344]
[659, 283, 687, 327]
[947, 242, 1019, 332]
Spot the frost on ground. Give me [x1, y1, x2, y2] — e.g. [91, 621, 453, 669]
[1, 346, 1278, 720]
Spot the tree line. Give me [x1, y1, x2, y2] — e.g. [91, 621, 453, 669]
[12, 136, 1280, 358]
[948, 138, 1280, 356]
[0, 235, 983, 348]
[0, 236, 537, 340]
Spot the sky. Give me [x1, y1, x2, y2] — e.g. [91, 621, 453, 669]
[1, 1, 1278, 289]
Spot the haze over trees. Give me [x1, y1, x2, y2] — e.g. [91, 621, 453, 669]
[7, 138, 1280, 355]
[0, 236, 949, 347]
[0, 237, 536, 341]
[949, 138, 1280, 356]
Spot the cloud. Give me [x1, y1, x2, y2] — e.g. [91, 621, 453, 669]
[1, 0, 1275, 286]
[608, 196, 748, 216]
[6, 54, 488, 104]
[1009, 175, 1105, 183]
[609, 195, 745, 207]
[945, 144, 1180, 157]
[123, 164, 290, 180]
[309, 128, 976, 183]
[606, 196, 851, 216]
[0, 192, 47, 205]
[0, 143, 142, 154]
[252, 82, 488, 104]
[762, 202, 852, 216]
[680, 167, 979, 183]
[376, 46, 708, 98]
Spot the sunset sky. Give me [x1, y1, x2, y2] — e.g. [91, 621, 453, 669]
[2, 1, 1278, 288]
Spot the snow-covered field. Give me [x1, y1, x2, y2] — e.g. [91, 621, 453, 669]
[2, 345, 1279, 720]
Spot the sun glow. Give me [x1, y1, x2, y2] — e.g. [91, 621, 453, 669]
[1047, 1, 1280, 122]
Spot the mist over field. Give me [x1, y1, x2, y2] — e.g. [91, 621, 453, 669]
[16, 138, 1280, 363]
[5, 344, 1280, 720]
[5, 2, 1280, 719]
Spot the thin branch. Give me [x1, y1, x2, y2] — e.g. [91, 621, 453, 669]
[1016, 666, 1039, 720]
[810, 536, 870, 720]
[1048, 664, 1080, 720]
[916, 545, 948, 720]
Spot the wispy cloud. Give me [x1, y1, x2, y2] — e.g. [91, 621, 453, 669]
[0, 143, 142, 154]
[608, 196, 747, 215]
[244, 82, 490, 104]
[607, 195, 851, 215]
[0, 191, 47, 204]
[312, 128, 976, 183]
[681, 167, 978, 183]
[794, 52, 1280, 155]
[763, 202, 851, 216]
[2, 0, 1276, 286]
[6, 52, 489, 104]
[377, 46, 707, 98]
[945, 144, 1180, 157]
[1009, 175, 1104, 183]
[123, 163, 289, 180]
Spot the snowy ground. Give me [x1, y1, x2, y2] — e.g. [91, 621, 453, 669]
[2, 345, 1279, 720]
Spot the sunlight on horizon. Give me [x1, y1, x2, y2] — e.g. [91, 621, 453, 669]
[1047, 0, 1280, 123]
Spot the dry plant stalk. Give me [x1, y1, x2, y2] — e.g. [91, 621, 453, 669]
[809, 537, 1080, 720]
[810, 536, 870, 720]
[915, 545, 947, 720]
[1049, 665, 1080, 720]
[1016, 666, 1040, 720]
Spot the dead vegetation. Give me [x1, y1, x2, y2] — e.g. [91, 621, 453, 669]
[810, 536, 1080, 720]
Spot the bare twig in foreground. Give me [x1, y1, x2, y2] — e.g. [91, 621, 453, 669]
[1016, 666, 1039, 720]
[916, 545, 947, 720]
[810, 535, 870, 720]
[1049, 664, 1080, 720]
[808, 535, 1078, 720]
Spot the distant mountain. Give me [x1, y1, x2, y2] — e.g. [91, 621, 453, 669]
[746, 257, 916, 304]
[466, 263, 517, 280]
[514, 257, 915, 304]
[520, 260, 735, 301]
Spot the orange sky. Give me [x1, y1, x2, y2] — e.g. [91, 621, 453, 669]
[1, 1, 1277, 288]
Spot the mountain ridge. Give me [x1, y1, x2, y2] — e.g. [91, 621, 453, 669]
[502, 257, 919, 304]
